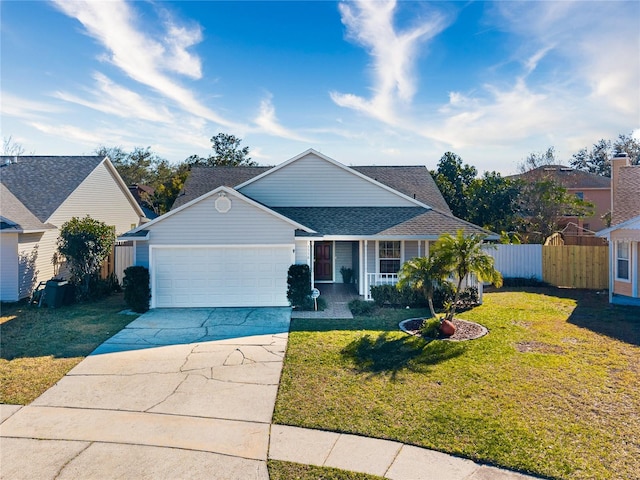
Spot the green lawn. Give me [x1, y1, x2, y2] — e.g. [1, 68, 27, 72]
[273, 288, 640, 480]
[0, 294, 136, 405]
[268, 461, 384, 480]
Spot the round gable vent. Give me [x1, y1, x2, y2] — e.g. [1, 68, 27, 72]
[215, 192, 232, 213]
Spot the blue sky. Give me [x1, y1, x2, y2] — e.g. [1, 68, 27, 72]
[1, 0, 638, 174]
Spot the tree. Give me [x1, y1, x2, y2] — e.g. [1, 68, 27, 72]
[570, 133, 640, 177]
[188, 133, 257, 167]
[516, 180, 594, 243]
[96, 146, 165, 186]
[397, 254, 449, 319]
[431, 152, 477, 220]
[3, 136, 31, 156]
[517, 146, 557, 173]
[431, 230, 503, 322]
[56, 216, 115, 298]
[466, 172, 522, 233]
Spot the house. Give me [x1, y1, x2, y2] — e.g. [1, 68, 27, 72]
[128, 184, 159, 220]
[510, 165, 611, 235]
[120, 149, 495, 309]
[0, 156, 146, 302]
[596, 153, 640, 306]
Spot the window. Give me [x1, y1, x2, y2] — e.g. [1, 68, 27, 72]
[575, 191, 584, 200]
[616, 241, 630, 281]
[379, 241, 401, 274]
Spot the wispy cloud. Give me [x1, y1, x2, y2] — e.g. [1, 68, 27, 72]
[330, 0, 448, 123]
[54, 72, 173, 123]
[1, 93, 62, 119]
[253, 94, 311, 142]
[51, 0, 244, 129]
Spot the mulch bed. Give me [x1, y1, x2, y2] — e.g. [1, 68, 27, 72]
[400, 317, 488, 341]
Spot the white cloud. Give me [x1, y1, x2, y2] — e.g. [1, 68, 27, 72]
[0, 93, 62, 118]
[54, 72, 173, 123]
[331, 0, 448, 123]
[51, 0, 243, 129]
[253, 94, 311, 142]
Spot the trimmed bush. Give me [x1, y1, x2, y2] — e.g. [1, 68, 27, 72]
[348, 299, 377, 316]
[287, 264, 312, 309]
[369, 285, 428, 308]
[123, 266, 150, 313]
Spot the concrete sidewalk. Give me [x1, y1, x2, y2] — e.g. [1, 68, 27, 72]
[1, 306, 540, 480]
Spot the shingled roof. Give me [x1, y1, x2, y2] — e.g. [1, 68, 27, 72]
[613, 164, 640, 225]
[172, 164, 452, 213]
[0, 184, 55, 232]
[273, 207, 493, 238]
[0, 156, 104, 222]
[510, 165, 611, 189]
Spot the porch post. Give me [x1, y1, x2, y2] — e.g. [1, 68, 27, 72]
[310, 240, 315, 290]
[364, 239, 368, 298]
[634, 241, 639, 298]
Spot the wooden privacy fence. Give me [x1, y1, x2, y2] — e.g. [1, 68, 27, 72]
[542, 245, 608, 290]
[100, 243, 135, 284]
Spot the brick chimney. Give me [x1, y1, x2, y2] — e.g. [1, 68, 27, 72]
[611, 152, 630, 225]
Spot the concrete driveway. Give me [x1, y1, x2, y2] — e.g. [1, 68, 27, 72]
[0, 307, 291, 479]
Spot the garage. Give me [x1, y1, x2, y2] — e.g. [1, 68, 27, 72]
[151, 245, 294, 308]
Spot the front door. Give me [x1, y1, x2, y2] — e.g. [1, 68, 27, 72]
[314, 242, 333, 281]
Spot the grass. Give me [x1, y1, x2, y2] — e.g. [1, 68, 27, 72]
[0, 294, 136, 405]
[273, 288, 640, 480]
[267, 460, 384, 480]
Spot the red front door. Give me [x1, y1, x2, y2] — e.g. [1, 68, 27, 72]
[314, 242, 332, 281]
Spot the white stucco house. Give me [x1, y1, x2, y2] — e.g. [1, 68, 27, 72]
[120, 149, 495, 309]
[0, 156, 145, 302]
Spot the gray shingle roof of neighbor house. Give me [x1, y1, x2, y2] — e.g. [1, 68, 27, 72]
[0, 184, 55, 232]
[274, 207, 494, 238]
[171, 164, 453, 214]
[0, 156, 104, 222]
[509, 165, 611, 189]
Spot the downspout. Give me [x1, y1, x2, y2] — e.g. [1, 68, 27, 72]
[310, 240, 315, 291]
[364, 239, 368, 299]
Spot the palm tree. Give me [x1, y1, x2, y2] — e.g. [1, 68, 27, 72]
[431, 229, 503, 321]
[397, 254, 449, 319]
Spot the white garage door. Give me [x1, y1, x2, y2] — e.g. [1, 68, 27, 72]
[152, 246, 293, 308]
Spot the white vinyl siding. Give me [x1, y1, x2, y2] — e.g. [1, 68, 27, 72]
[1, 233, 19, 301]
[136, 242, 150, 268]
[238, 153, 416, 207]
[142, 196, 296, 246]
[295, 240, 310, 265]
[335, 241, 353, 283]
[47, 162, 141, 235]
[17, 231, 58, 299]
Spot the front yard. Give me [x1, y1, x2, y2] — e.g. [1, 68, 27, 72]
[0, 294, 135, 405]
[273, 288, 640, 480]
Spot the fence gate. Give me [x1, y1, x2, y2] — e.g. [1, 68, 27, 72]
[542, 245, 608, 289]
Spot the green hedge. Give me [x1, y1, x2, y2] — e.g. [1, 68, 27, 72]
[123, 266, 150, 313]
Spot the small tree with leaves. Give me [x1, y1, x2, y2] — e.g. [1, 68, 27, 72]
[56, 216, 115, 298]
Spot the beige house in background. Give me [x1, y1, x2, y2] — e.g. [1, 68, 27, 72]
[0, 156, 145, 302]
[511, 165, 611, 235]
[596, 153, 640, 306]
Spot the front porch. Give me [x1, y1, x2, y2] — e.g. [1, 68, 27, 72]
[291, 283, 360, 319]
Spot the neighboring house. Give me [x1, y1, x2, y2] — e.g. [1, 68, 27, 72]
[596, 154, 640, 306]
[0, 156, 146, 302]
[120, 149, 495, 308]
[510, 165, 611, 234]
[128, 184, 159, 220]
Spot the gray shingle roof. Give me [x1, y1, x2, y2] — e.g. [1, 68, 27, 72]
[172, 164, 452, 213]
[0, 184, 55, 232]
[273, 207, 494, 238]
[510, 165, 611, 189]
[0, 156, 104, 222]
[351, 166, 452, 213]
[172, 166, 272, 209]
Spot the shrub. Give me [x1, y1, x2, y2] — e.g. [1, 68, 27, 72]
[287, 264, 312, 309]
[370, 285, 428, 308]
[420, 317, 441, 338]
[123, 266, 150, 313]
[348, 299, 377, 316]
[340, 266, 353, 284]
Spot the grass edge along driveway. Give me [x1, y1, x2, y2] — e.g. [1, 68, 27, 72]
[273, 288, 640, 480]
[1, 294, 136, 405]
